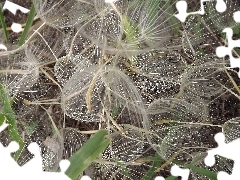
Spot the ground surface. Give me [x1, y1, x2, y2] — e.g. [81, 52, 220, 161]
[1, 0, 240, 180]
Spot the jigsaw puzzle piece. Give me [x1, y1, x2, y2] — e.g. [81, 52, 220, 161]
[154, 164, 190, 180]
[171, 165, 190, 180]
[0, 141, 22, 178]
[216, 28, 240, 77]
[22, 142, 43, 173]
[175, 0, 226, 22]
[205, 132, 240, 180]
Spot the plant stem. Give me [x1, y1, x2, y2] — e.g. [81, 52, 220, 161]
[18, 5, 36, 46]
[0, 83, 24, 160]
[0, 3, 9, 43]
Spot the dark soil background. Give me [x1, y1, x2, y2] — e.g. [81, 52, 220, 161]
[2, 0, 239, 133]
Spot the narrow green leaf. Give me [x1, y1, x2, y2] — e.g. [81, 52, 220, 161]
[0, 83, 24, 160]
[18, 5, 36, 46]
[190, 153, 206, 165]
[164, 0, 180, 37]
[185, 164, 217, 180]
[65, 130, 111, 179]
[166, 176, 177, 180]
[141, 156, 164, 180]
[0, 113, 5, 125]
[0, 3, 9, 43]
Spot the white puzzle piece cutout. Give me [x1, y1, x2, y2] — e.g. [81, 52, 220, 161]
[11, 22, 22, 33]
[216, 27, 240, 77]
[0, 123, 91, 179]
[175, 0, 226, 22]
[205, 132, 240, 180]
[1, 1, 240, 180]
[2, 1, 29, 33]
[154, 164, 190, 180]
[3, 0, 29, 15]
[154, 176, 165, 180]
[0, 44, 7, 51]
[171, 165, 190, 180]
[233, 11, 240, 23]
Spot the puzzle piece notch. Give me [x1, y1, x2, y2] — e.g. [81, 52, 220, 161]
[175, 0, 227, 22]
[233, 11, 240, 23]
[154, 164, 190, 180]
[171, 165, 190, 180]
[0, 141, 72, 179]
[0, 141, 20, 172]
[81, 175, 92, 180]
[0, 44, 7, 51]
[0, 121, 8, 132]
[154, 176, 165, 180]
[0, 122, 92, 179]
[215, 27, 240, 77]
[11, 23, 22, 33]
[2, 1, 29, 34]
[3, 0, 29, 15]
[204, 132, 240, 180]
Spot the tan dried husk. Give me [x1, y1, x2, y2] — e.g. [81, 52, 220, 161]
[0, 48, 38, 96]
[25, 24, 65, 65]
[61, 64, 148, 128]
[145, 98, 211, 163]
[89, 124, 146, 179]
[32, 0, 97, 28]
[222, 117, 240, 143]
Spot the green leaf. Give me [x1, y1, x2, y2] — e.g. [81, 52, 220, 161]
[232, 25, 240, 35]
[166, 176, 177, 180]
[141, 156, 165, 180]
[0, 83, 24, 160]
[0, 3, 9, 43]
[164, 0, 180, 37]
[18, 5, 36, 46]
[185, 164, 217, 180]
[190, 153, 206, 165]
[0, 113, 5, 125]
[65, 130, 111, 179]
